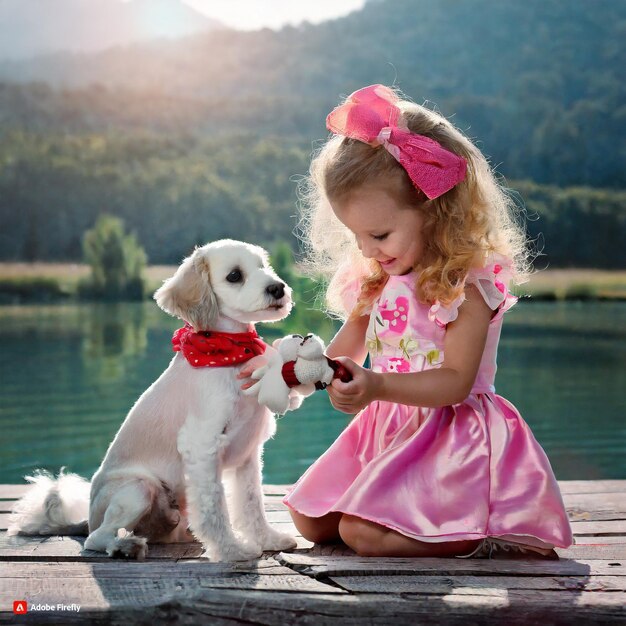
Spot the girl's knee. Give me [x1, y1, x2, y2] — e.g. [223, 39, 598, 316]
[289, 509, 342, 544]
[338, 515, 482, 557]
[338, 514, 384, 556]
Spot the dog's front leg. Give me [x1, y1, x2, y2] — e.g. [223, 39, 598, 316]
[231, 447, 297, 552]
[178, 416, 262, 562]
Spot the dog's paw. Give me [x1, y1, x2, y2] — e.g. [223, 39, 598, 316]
[210, 540, 263, 562]
[259, 528, 298, 552]
[108, 530, 148, 560]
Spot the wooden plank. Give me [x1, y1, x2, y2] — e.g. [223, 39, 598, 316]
[278, 553, 626, 577]
[571, 520, 626, 536]
[7, 532, 624, 563]
[0, 528, 311, 554]
[14, 514, 620, 543]
[263, 484, 290, 496]
[18, 588, 626, 625]
[8, 496, 624, 520]
[0, 534, 312, 561]
[4, 483, 625, 512]
[264, 501, 290, 512]
[0, 512, 302, 536]
[562, 492, 626, 520]
[557, 544, 626, 559]
[0, 509, 294, 527]
[1, 588, 621, 626]
[1, 479, 625, 625]
[3, 503, 624, 522]
[0, 563, 345, 603]
[264, 505, 626, 525]
[0, 498, 289, 515]
[4, 480, 622, 497]
[0, 560, 299, 578]
[262, 495, 288, 504]
[4, 480, 623, 501]
[0, 569, 624, 624]
[0, 534, 199, 561]
[305, 543, 356, 557]
[329, 574, 626, 593]
[0, 485, 31, 499]
[568, 510, 626, 522]
[3, 501, 623, 522]
[4, 537, 622, 565]
[1, 500, 289, 514]
[0, 534, 195, 561]
[0, 483, 292, 499]
[302, 540, 626, 560]
[4, 510, 625, 538]
[265, 510, 293, 523]
[558, 480, 626, 495]
[1, 576, 343, 610]
[572, 536, 626, 545]
[295, 536, 314, 550]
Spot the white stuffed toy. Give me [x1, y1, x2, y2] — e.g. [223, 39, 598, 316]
[244, 334, 351, 414]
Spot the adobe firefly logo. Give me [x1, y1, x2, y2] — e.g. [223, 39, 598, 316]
[13, 600, 27, 614]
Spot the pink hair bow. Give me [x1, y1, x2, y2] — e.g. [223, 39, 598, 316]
[326, 84, 467, 199]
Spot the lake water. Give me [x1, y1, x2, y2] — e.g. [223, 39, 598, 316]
[0, 301, 624, 485]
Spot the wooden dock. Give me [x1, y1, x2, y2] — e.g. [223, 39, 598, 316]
[1, 480, 624, 624]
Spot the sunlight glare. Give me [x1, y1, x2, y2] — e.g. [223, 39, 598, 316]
[181, 0, 366, 31]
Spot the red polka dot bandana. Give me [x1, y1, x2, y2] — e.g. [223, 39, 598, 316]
[172, 324, 266, 367]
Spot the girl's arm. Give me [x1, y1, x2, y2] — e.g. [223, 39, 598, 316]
[327, 285, 492, 412]
[326, 314, 369, 365]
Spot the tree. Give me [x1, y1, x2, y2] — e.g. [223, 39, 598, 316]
[82, 214, 147, 300]
[270, 241, 296, 288]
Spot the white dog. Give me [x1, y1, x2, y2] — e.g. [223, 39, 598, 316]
[9, 239, 298, 561]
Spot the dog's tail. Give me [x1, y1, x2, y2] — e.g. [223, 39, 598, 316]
[7, 469, 90, 536]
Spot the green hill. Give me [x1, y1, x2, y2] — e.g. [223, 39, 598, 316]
[0, 0, 624, 265]
[0, 0, 623, 188]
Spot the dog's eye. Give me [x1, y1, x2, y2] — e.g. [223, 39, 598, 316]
[226, 269, 243, 283]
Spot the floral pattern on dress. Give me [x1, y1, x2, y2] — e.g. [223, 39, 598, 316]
[378, 296, 409, 334]
[367, 276, 443, 373]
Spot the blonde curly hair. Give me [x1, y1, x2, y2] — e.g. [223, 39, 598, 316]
[297, 90, 531, 319]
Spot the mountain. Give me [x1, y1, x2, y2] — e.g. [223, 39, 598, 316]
[0, 0, 223, 60]
[0, 0, 623, 188]
[0, 0, 623, 264]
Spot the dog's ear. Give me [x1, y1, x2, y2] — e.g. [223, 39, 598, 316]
[153, 248, 219, 330]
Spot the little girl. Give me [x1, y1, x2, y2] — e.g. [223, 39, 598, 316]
[280, 85, 571, 558]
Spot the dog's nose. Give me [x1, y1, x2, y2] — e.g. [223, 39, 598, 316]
[266, 282, 285, 300]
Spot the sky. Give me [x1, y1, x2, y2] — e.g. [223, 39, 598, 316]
[181, 0, 366, 31]
[0, 0, 369, 60]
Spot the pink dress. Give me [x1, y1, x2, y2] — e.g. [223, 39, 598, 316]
[284, 257, 573, 550]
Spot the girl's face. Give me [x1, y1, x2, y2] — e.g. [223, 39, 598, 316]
[332, 184, 426, 276]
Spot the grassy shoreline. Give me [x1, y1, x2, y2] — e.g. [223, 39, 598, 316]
[0, 263, 625, 303]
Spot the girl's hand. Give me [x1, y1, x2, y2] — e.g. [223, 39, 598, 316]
[326, 357, 380, 414]
[237, 355, 268, 390]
